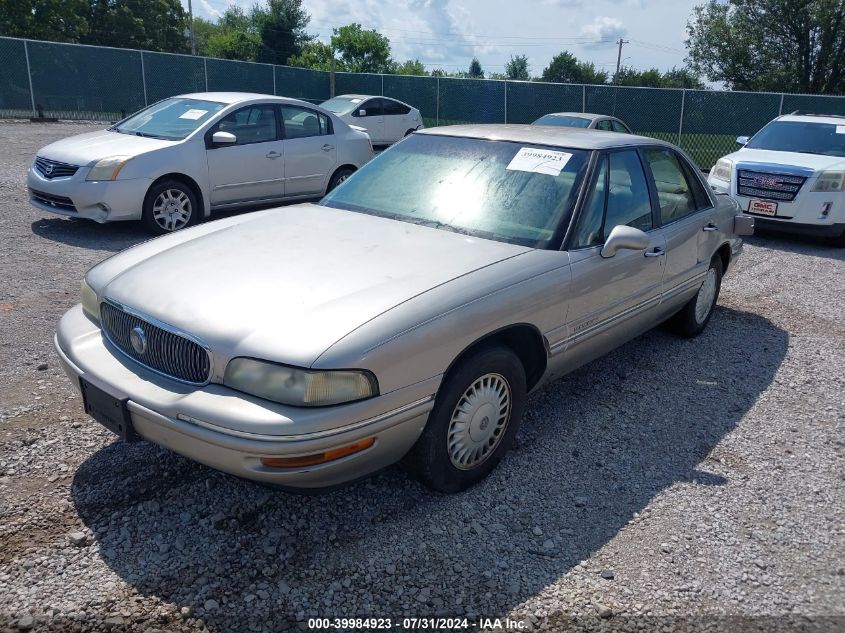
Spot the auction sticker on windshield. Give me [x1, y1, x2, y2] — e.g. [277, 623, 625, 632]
[748, 199, 777, 216]
[506, 147, 572, 176]
[179, 109, 208, 120]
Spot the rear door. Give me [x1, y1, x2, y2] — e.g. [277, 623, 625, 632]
[562, 149, 666, 367]
[351, 98, 384, 144]
[382, 98, 412, 142]
[279, 104, 337, 197]
[642, 147, 716, 304]
[205, 104, 285, 205]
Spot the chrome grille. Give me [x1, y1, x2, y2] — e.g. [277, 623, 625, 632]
[737, 170, 806, 202]
[34, 156, 79, 179]
[100, 302, 212, 385]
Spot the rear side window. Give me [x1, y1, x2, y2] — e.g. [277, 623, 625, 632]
[383, 99, 411, 115]
[643, 148, 700, 224]
[595, 119, 613, 131]
[611, 120, 629, 133]
[281, 106, 332, 139]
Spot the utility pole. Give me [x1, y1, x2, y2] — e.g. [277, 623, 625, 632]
[187, 0, 196, 55]
[615, 38, 629, 77]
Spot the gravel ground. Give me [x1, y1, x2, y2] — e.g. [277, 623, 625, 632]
[0, 121, 843, 633]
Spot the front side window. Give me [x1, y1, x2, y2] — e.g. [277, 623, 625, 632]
[353, 99, 382, 117]
[281, 106, 331, 139]
[644, 148, 698, 224]
[605, 150, 653, 233]
[321, 134, 590, 248]
[213, 104, 278, 145]
[113, 97, 226, 140]
[571, 156, 608, 248]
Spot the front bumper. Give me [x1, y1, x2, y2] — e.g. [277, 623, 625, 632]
[55, 304, 439, 488]
[27, 165, 152, 223]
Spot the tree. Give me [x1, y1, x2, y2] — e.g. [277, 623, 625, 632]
[541, 51, 609, 84]
[0, 0, 89, 42]
[686, 0, 845, 93]
[205, 29, 262, 61]
[330, 23, 393, 73]
[505, 54, 530, 81]
[661, 66, 705, 89]
[253, 0, 312, 65]
[395, 59, 427, 75]
[468, 57, 484, 78]
[288, 41, 337, 71]
[84, 0, 188, 52]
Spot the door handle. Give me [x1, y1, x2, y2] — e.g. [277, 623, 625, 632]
[702, 223, 719, 232]
[321, 144, 335, 152]
[266, 151, 281, 159]
[644, 247, 666, 258]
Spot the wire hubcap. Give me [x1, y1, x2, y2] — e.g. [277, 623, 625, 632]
[447, 373, 511, 470]
[695, 267, 718, 324]
[153, 189, 191, 231]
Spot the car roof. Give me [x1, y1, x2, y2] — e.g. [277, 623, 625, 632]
[541, 112, 614, 122]
[175, 92, 314, 106]
[416, 124, 669, 150]
[778, 114, 845, 125]
[333, 94, 413, 106]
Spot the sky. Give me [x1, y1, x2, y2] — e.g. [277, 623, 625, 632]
[183, 0, 699, 76]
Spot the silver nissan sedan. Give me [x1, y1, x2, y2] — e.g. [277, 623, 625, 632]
[55, 125, 753, 493]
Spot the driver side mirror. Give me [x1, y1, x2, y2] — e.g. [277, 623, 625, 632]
[600, 225, 650, 259]
[359, 109, 369, 117]
[211, 131, 237, 146]
[736, 135, 749, 146]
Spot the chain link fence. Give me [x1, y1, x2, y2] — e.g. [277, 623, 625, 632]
[4, 36, 845, 169]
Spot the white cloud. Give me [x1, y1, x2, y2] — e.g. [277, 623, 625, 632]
[579, 16, 627, 47]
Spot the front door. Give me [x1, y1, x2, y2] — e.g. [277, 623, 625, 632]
[206, 104, 285, 206]
[352, 98, 384, 144]
[560, 150, 666, 369]
[280, 104, 337, 197]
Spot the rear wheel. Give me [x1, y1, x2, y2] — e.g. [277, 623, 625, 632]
[669, 255, 723, 337]
[142, 179, 198, 235]
[327, 167, 355, 193]
[405, 346, 526, 493]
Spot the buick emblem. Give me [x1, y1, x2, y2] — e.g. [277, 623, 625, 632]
[130, 326, 147, 355]
[44, 164, 54, 176]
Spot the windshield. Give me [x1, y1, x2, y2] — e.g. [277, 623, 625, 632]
[113, 97, 226, 140]
[746, 120, 845, 157]
[533, 114, 591, 128]
[320, 134, 590, 248]
[320, 96, 364, 114]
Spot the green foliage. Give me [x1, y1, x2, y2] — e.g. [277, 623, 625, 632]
[541, 51, 609, 84]
[205, 29, 262, 61]
[613, 65, 704, 89]
[686, 0, 845, 93]
[395, 59, 428, 76]
[0, 0, 90, 42]
[330, 23, 393, 73]
[468, 57, 483, 78]
[288, 41, 336, 71]
[253, 0, 312, 64]
[505, 54, 530, 81]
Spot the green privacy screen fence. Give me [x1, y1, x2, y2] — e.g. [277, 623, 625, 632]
[4, 36, 845, 169]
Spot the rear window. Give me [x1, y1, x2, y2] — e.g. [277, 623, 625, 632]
[320, 134, 590, 248]
[747, 120, 845, 157]
[533, 115, 591, 129]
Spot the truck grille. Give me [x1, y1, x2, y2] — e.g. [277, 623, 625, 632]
[29, 188, 77, 212]
[100, 302, 212, 385]
[34, 156, 79, 179]
[737, 170, 806, 202]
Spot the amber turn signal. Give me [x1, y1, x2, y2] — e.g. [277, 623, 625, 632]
[260, 437, 376, 469]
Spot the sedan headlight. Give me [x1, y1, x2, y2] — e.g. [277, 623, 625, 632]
[80, 277, 100, 320]
[812, 170, 845, 192]
[710, 158, 733, 184]
[224, 358, 378, 407]
[86, 156, 131, 181]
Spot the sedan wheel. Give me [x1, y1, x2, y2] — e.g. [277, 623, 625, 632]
[694, 267, 719, 325]
[405, 346, 526, 493]
[670, 255, 723, 337]
[142, 179, 199, 235]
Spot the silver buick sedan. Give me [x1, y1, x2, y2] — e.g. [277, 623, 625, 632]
[55, 125, 753, 493]
[28, 92, 373, 234]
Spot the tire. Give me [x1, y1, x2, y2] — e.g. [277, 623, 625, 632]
[669, 255, 723, 338]
[405, 345, 526, 493]
[327, 167, 355, 193]
[142, 179, 199, 235]
[404, 129, 415, 137]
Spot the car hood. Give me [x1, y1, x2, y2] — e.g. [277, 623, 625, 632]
[727, 148, 845, 173]
[95, 204, 530, 370]
[37, 129, 177, 166]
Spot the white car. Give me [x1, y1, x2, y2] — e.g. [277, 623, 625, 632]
[28, 92, 374, 234]
[320, 95, 424, 146]
[708, 113, 845, 246]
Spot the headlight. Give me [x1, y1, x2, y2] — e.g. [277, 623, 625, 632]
[223, 358, 378, 407]
[812, 170, 845, 192]
[86, 156, 131, 181]
[710, 158, 733, 183]
[80, 277, 100, 320]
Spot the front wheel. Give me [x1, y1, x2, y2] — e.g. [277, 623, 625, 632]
[405, 346, 526, 493]
[669, 255, 723, 337]
[142, 179, 198, 235]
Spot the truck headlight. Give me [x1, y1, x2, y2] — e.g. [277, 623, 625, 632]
[224, 358, 378, 407]
[80, 277, 100, 321]
[710, 158, 733, 184]
[86, 156, 131, 181]
[812, 171, 845, 192]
